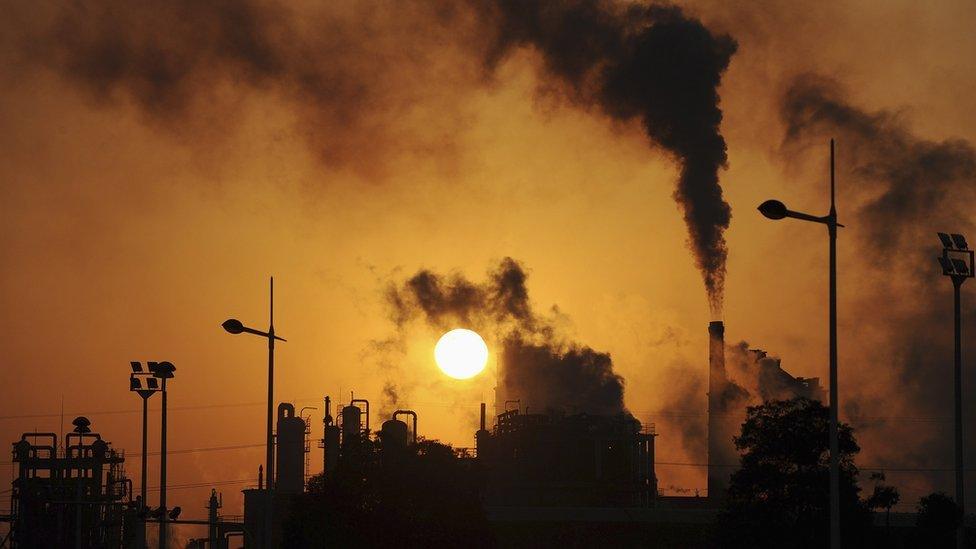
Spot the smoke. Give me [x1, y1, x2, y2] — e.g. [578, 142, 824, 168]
[477, 1, 737, 313]
[387, 258, 627, 416]
[8, 0, 738, 313]
[379, 381, 400, 420]
[7, 1, 482, 179]
[779, 74, 976, 493]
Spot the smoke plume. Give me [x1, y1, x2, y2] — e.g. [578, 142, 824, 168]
[477, 1, 737, 313]
[387, 258, 627, 416]
[780, 73, 976, 494]
[9, 0, 738, 313]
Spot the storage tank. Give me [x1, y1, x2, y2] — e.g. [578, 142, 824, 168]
[322, 396, 340, 475]
[341, 405, 362, 440]
[276, 403, 306, 494]
[380, 419, 408, 451]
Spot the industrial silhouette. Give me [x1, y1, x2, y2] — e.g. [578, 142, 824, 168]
[2, 316, 838, 548]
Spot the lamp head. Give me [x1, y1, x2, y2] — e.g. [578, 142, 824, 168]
[758, 200, 788, 220]
[222, 319, 245, 334]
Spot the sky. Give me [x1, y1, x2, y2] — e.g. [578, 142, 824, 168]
[1, 1, 975, 540]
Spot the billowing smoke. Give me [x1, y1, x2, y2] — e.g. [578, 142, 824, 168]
[388, 258, 627, 416]
[9, 0, 738, 313]
[780, 73, 976, 496]
[477, 1, 737, 313]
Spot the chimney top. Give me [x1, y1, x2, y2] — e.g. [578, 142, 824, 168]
[708, 320, 725, 333]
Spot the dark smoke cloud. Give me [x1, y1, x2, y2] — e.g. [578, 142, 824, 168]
[779, 74, 976, 493]
[10, 1, 478, 178]
[388, 258, 627, 416]
[477, 1, 737, 313]
[10, 0, 738, 313]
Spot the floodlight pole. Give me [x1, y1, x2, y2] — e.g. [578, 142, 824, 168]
[938, 235, 971, 549]
[141, 395, 149, 506]
[159, 376, 168, 549]
[139, 390, 152, 549]
[952, 273, 965, 549]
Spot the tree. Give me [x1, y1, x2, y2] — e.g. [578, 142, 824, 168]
[282, 433, 493, 548]
[718, 398, 872, 548]
[916, 492, 960, 548]
[865, 472, 899, 536]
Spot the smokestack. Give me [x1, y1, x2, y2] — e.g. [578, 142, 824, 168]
[707, 320, 726, 502]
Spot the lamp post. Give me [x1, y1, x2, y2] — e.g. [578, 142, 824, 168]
[128, 362, 162, 548]
[146, 361, 175, 549]
[937, 231, 973, 549]
[222, 277, 286, 549]
[758, 139, 843, 548]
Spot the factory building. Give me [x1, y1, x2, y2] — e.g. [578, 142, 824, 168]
[7, 417, 136, 548]
[477, 404, 657, 507]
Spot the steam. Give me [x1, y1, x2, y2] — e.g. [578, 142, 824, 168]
[12, 0, 738, 314]
[388, 258, 627, 416]
[478, 2, 737, 313]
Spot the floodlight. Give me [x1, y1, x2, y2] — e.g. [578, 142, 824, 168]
[147, 378, 159, 389]
[130, 361, 143, 373]
[939, 232, 954, 249]
[130, 377, 140, 391]
[168, 506, 182, 520]
[148, 361, 176, 379]
[758, 200, 788, 220]
[951, 258, 969, 275]
[952, 233, 969, 250]
[939, 256, 955, 274]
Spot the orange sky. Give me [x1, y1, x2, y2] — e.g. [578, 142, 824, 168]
[2, 1, 975, 540]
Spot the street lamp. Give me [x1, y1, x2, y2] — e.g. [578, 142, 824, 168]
[128, 362, 161, 548]
[758, 139, 843, 549]
[147, 361, 175, 549]
[937, 231, 973, 549]
[222, 277, 286, 549]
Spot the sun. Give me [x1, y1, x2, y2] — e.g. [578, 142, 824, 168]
[434, 328, 489, 380]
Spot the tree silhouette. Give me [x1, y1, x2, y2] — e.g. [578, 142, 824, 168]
[718, 398, 872, 548]
[282, 433, 493, 548]
[916, 492, 960, 548]
[865, 472, 899, 538]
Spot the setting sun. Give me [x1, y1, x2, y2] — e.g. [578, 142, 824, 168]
[434, 328, 489, 379]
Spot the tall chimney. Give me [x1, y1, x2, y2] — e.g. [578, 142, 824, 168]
[707, 320, 727, 503]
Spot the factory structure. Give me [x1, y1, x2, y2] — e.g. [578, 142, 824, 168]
[3, 322, 822, 546]
[706, 320, 824, 501]
[5, 417, 135, 548]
